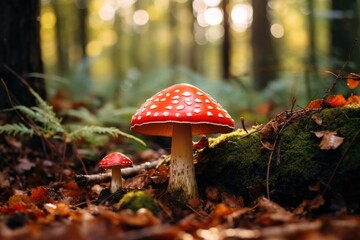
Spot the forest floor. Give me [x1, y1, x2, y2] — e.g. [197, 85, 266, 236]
[0, 121, 360, 240]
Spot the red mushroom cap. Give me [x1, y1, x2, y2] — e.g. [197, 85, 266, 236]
[130, 83, 235, 137]
[98, 152, 133, 169]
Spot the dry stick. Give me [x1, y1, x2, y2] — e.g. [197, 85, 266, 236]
[322, 129, 360, 195]
[323, 39, 357, 100]
[75, 160, 159, 186]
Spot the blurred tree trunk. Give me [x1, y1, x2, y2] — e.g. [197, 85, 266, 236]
[52, 1, 70, 75]
[330, 0, 359, 68]
[0, 0, 45, 109]
[222, 0, 231, 80]
[251, 0, 277, 91]
[305, 0, 317, 100]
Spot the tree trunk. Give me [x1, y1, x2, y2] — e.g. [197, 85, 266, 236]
[0, 0, 45, 109]
[251, 0, 277, 90]
[330, 0, 359, 68]
[222, 0, 231, 80]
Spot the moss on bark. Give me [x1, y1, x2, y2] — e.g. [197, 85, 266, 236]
[197, 106, 360, 210]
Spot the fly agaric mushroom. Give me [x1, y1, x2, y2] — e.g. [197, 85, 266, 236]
[130, 83, 234, 201]
[98, 152, 133, 193]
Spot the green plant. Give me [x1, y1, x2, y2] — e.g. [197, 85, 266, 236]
[0, 87, 145, 146]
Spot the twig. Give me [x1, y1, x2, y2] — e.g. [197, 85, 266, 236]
[75, 160, 159, 186]
[323, 39, 357, 100]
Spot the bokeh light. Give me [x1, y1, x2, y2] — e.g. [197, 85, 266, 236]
[270, 23, 284, 38]
[230, 3, 253, 32]
[133, 10, 149, 26]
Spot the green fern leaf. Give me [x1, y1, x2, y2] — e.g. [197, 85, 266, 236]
[68, 125, 145, 146]
[0, 123, 34, 137]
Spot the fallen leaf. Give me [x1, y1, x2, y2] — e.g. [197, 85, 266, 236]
[326, 95, 346, 107]
[0, 171, 10, 188]
[312, 130, 344, 150]
[30, 186, 48, 203]
[347, 73, 360, 89]
[311, 114, 322, 126]
[306, 99, 323, 109]
[118, 208, 160, 227]
[346, 95, 360, 105]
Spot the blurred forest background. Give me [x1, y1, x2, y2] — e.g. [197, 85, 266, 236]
[5, 0, 360, 124]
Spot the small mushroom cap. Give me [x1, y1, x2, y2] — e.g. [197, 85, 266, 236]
[131, 83, 235, 137]
[99, 152, 133, 169]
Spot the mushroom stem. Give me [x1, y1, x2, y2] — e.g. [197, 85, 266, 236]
[167, 123, 198, 200]
[110, 168, 122, 193]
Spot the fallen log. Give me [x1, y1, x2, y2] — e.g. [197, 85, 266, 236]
[196, 106, 360, 211]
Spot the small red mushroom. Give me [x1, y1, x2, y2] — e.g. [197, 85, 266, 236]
[98, 152, 133, 193]
[131, 83, 234, 201]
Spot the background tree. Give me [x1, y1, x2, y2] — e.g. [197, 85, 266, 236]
[330, 0, 359, 69]
[251, 0, 278, 91]
[0, 0, 45, 109]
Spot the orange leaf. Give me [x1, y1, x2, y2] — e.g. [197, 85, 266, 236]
[346, 95, 360, 105]
[306, 99, 323, 109]
[347, 73, 360, 89]
[326, 95, 346, 107]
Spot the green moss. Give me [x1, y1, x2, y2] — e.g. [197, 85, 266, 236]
[117, 190, 160, 215]
[198, 107, 360, 206]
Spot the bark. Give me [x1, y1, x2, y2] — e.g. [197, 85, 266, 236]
[251, 0, 277, 90]
[0, 0, 45, 109]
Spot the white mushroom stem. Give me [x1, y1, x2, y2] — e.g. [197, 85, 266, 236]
[110, 167, 122, 193]
[167, 123, 199, 200]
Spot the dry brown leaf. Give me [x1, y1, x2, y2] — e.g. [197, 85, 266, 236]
[118, 208, 160, 227]
[313, 131, 344, 150]
[311, 114, 323, 126]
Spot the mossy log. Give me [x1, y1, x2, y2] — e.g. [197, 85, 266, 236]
[196, 107, 360, 211]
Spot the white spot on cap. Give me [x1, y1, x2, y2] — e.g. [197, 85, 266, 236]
[182, 91, 191, 97]
[158, 93, 163, 96]
[196, 91, 204, 96]
[154, 112, 159, 117]
[176, 105, 185, 110]
[172, 95, 180, 99]
[218, 113, 224, 118]
[207, 112, 213, 117]
[205, 99, 210, 103]
[186, 112, 192, 117]
[195, 104, 200, 108]
[175, 113, 180, 117]
[146, 111, 151, 116]
[154, 98, 159, 102]
[194, 109, 201, 114]
[172, 100, 179, 104]
[160, 98, 166, 102]
[165, 106, 173, 110]
[208, 106, 214, 110]
[150, 104, 157, 110]
[141, 108, 145, 113]
[184, 101, 192, 106]
[174, 89, 180, 93]
[195, 98, 202, 103]
[166, 93, 170, 97]
[163, 112, 169, 116]
[137, 116, 142, 120]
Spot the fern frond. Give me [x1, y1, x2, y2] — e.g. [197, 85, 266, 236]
[29, 87, 56, 118]
[68, 125, 145, 146]
[0, 123, 34, 137]
[62, 108, 97, 125]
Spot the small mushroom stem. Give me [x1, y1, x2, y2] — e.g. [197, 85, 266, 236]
[110, 168, 122, 193]
[167, 123, 198, 200]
